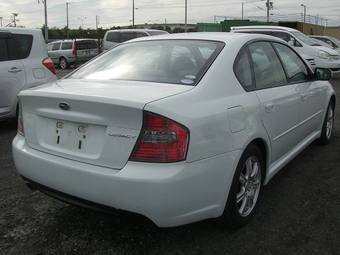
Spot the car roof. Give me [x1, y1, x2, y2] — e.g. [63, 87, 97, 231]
[0, 27, 42, 35]
[128, 32, 285, 44]
[106, 29, 168, 33]
[49, 38, 97, 44]
[231, 26, 298, 32]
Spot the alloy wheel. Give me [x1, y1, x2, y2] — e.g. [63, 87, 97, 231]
[236, 156, 262, 217]
[326, 106, 334, 140]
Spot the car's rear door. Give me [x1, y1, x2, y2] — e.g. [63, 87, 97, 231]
[0, 32, 25, 117]
[272, 42, 327, 138]
[248, 41, 302, 163]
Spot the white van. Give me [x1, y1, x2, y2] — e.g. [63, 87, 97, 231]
[231, 26, 340, 76]
[0, 28, 57, 120]
[102, 29, 169, 51]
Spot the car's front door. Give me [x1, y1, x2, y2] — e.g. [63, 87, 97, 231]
[248, 41, 302, 163]
[272, 42, 327, 138]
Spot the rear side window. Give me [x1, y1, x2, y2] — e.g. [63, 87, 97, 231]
[0, 39, 8, 61]
[8, 34, 33, 60]
[120, 32, 137, 42]
[135, 32, 148, 38]
[106, 32, 120, 43]
[77, 40, 97, 50]
[273, 43, 308, 83]
[52, 43, 61, 51]
[234, 49, 254, 90]
[248, 42, 287, 89]
[86, 40, 98, 49]
[61, 42, 72, 50]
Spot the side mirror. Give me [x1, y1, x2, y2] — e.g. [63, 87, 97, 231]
[314, 68, 332, 81]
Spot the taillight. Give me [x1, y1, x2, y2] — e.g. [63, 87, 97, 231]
[17, 102, 24, 136]
[130, 112, 189, 163]
[42, 57, 56, 75]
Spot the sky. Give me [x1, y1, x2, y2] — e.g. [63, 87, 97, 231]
[0, 0, 339, 29]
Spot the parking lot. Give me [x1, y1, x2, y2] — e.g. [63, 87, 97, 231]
[0, 71, 339, 255]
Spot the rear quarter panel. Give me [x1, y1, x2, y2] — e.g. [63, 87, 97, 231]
[144, 38, 271, 164]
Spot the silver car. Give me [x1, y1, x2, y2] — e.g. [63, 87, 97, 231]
[47, 39, 99, 69]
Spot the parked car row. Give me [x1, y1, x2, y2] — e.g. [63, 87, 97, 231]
[47, 39, 99, 70]
[47, 29, 169, 69]
[0, 25, 338, 228]
[231, 26, 340, 76]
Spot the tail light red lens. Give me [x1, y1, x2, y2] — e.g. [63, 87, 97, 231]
[130, 112, 189, 163]
[42, 57, 56, 75]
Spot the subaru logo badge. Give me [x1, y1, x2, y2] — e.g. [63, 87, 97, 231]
[59, 102, 70, 111]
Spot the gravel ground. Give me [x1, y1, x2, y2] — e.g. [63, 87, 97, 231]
[0, 73, 339, 255]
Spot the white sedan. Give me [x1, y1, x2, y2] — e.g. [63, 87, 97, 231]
[12, 33, 335, 228]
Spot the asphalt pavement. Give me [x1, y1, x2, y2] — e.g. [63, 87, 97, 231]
[0, 72, 339, 255]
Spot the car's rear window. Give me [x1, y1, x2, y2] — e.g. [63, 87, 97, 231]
[61, 42, 72, 50]
[69, 40, 224, 85]
[0, 34, 33, 61]
[77, 40, 97, 50]
[106, 32, 120, 43]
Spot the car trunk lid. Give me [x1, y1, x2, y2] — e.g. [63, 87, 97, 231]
[19, 79, 192, 169]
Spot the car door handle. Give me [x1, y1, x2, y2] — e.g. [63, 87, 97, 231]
[264, 103, 275, 113]
[8, 67, 23, 73]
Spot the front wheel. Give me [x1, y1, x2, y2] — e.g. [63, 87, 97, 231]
[220, 144, 264, 229]
[316, 101, 335, 145]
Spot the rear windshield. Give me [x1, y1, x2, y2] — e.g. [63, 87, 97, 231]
[0, 34, 33, 61]
[291, 31, 320, 46]
[106, 32, 120, 42]
[69, 40, 224, 86]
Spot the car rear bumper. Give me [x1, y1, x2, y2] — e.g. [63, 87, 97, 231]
[12, 135, 239, 227]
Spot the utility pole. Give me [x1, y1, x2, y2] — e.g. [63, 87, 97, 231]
[66, 2, 70, 38]
[300, 4, 306, 23]
[0, 17, 2, 27]
[38, 0, 48, 41]
[185, 0, 188, 32]
[266, 0, 270, 22]
[132, 0, 135, 27]
[242, 2, 244, 20]
[96, 15, 99, 30]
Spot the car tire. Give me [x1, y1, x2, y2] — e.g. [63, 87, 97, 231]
[316, 101, 335, 145]
[220, 144, 264, 229]
[59, 57, 68, 70]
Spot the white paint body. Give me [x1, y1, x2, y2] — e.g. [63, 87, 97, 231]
[0, 28, 57, 120]
[12, 33, 335, 227]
